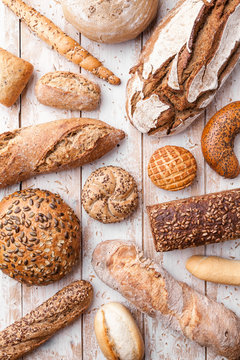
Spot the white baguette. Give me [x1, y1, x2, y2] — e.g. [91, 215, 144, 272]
[186, 256, 240, 286]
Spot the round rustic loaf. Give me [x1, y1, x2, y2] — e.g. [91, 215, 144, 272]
[94, 302, 144, 360]
[82, 166, 138, 223]
[61, 0, 159, 44]
[201, 102, 240, 178]
[148, 145, 197, 191]
[0, 188, 80, 285]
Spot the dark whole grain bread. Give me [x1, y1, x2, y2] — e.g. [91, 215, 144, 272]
[126, 0, 240, 136]
[147, 188, 240, 251]
[0, 280, 93, 360]
[0, 118, 125, 189]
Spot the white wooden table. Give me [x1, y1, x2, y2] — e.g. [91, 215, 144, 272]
[0, 1, 239, 359]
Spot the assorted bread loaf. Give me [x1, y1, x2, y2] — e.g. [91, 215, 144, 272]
[92, 240, 240, 359]
[35, 71, 101, 111]
[0, 118, 125, 189]
[202, 102, 240, 178]
[0, 188, 80, 285]
[82, 166, 138, 224]
[186, 255, 240, 286]
[126, 0, 240, 136]
[148, 145, 197, 191]
[0, 280, 93, 360]
[2, 0, 120, 85]
[94, 302, 144, 360]
[0, 48, 33, 107]
[147, 188, 240, 252]
[61, 0, 159, 44]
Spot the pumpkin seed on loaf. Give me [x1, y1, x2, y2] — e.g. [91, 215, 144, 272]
[0, 188, 80, 285]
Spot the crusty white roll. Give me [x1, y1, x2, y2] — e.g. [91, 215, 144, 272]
[61, 0, 158, 44]
[94, 302, 144, 360]
[186, 256, 240, 286]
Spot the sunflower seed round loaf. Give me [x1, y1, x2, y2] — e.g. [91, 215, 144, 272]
[0, 188, 80, 285]
[82, 166, 138, 223]
[148, 146, 197, 191]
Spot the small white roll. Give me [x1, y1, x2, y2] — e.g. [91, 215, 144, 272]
[94, 302, 144, 360]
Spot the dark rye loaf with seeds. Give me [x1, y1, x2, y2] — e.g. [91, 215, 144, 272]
[147, 188, 240, 252]
[0, 118, 125, 189]
[0, 188, 80, 285]
[0, 280, 93, 360]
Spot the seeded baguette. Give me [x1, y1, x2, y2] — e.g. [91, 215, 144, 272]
[147, 188, 240, 252]
[92, 240, 240, 359]
[0, 280, 93, 360]
[2, 0, 120, 85]
[35, 71, 101, 111]
[0, 118, 125, 189]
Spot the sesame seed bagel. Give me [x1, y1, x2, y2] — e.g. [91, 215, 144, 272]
[82, 166, 138, 223]
[0, 188, 80, 285]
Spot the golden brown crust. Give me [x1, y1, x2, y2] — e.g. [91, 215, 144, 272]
[0, 118, 125, 189]
[148, 145, 197, 191]
[0, 47, 33, 107]
[0, 188, 80, 285]
[35, 71, 101, 111]
[147, 188, 240, 252]
[92, 240, 240, 359]
[82, 166, 138, 223]
[2, 0, 120, 85]
[201, 101, 240, 178]
[0, 280, 93, 360]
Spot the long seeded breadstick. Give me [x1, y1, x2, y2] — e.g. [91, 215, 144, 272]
[2, 0, 120, 85]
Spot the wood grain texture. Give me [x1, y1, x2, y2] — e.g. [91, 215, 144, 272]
[0, 0, 239, 359]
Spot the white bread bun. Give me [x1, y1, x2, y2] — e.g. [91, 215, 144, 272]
[61, 0, 158, 44]
[94, 302, 144, 360]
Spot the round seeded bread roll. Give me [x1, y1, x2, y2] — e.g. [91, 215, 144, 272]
[61, 0, 159, 44]
[82, 166, 138, 223]
[94, 302, 144, 360]
[0, 188, 80, 285]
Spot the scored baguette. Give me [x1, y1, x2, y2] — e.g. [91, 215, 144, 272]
[186, 255, 240, 286]
[0, 118, 125, 189]
[92, 240, 240, 359]
[0, 280, 93, 360]
[147, 188, 240, 252]
[2, 0, 120, 85]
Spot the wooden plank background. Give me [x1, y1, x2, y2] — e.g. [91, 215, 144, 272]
[0, 0, 239, 359]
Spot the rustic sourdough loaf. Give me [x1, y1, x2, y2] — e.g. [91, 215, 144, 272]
[0, 188, 80, 285]
[147, 188, 240, 252]
[126, 0, 240, 135]
[0, 48, 33, 107]
[0, 280, 93, 360]
[92, 240, 240, 359]
[0, 118, 125, 189]
[61, 0, 158, 44]
[35, 71, 101, 111]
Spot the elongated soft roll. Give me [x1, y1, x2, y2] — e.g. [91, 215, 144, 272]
[186, 255, 240, 286]
[0, 280, 93, 360]
[0, 118, 125, 189]
[126, 0, 240, 136]
[92, 240, 240, 359]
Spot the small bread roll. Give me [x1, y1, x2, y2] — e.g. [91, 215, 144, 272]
[61, 0, 158, 44]
[35, 71, 100, 111]
[94, 302, 144, 360]
[186, 256, 240, 286]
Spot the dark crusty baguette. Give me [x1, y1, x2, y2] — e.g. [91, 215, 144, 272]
[126, 0, 240, 135]
[0, 118, 125, 189]
[92, 240, 240, 359]
[147, 188, 240, 252]
[0, 280, 93, 360]
[2, 0, 120, 85]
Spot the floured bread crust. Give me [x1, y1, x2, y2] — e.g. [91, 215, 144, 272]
[61, 0, 158, 43]
[126, 0, 240, 136]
